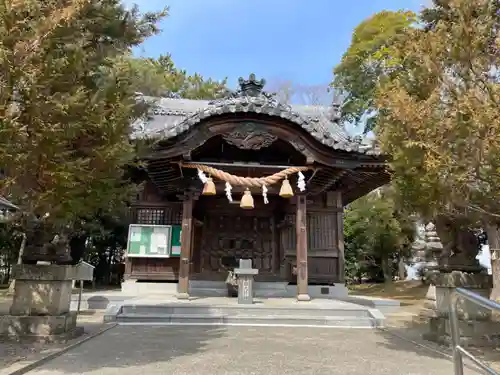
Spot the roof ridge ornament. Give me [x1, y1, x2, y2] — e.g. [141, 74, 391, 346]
[208, 73, 283, 107]
[238, 73, 265, 97]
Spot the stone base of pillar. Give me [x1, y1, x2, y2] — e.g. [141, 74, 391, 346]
[297, 293, 311, 302]
[176, 292, 190, 300]
[0, 313, 83, 343]
[422, 314, 500, 347]
[1, 264, 85, 342]
[422, 271, 497, 346]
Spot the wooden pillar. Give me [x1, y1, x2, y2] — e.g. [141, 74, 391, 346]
[177, 193, 194, 299]
[335, 191, 345, 283]
[296, 195, 310, 301]
[271, 215, 280, 274]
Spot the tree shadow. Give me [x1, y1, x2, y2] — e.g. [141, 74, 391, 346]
[33, 324, 227, 374]
[374, 319, 500, 373]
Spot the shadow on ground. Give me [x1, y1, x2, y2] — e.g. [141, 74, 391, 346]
[374, 316, 500, 373]
[33, 325, 227, 374]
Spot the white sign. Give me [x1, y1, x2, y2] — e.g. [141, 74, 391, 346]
[151, 231, 168, 254]
[130, 227, 142, 242]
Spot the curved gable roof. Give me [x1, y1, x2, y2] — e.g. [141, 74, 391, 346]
[132, 74, 380, 155]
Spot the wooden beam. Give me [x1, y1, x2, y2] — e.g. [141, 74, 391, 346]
[296, 195, 310, 301]
[179, 161, 313, 170]
[177, 193, 194, 299]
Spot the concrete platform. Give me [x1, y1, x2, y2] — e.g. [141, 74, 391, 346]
[121, 280, 350, 299]
[104, 296, 385, 328]
[342, 295, 401, 314]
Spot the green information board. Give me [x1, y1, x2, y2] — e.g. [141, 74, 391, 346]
[171, 225, 181, 256]
[126, 224, 171, 258]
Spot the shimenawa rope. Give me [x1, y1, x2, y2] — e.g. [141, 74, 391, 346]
[180, 163, 310, 188]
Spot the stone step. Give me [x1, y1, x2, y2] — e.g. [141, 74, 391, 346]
[118, 304, 372, 318]
[115, 312, 379, 328]
[109, 302, 383, 328]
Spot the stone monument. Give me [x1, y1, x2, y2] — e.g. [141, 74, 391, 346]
[419, 220, 496, 346]
[0, 223, 94, 342]
[234, 259, 258, 305]
[422, 222, 444, 308]
[406, 220, 433, 281]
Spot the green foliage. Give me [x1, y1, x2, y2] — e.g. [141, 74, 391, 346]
[127, 54, 229, 99]
[0, 0, 167, 260]
[0, 221, 22, 263]
[344, 187, 415, 282]
[376, 0, 500, 221]
[0, 1, 167, 222]
[332, 10, 416, 133]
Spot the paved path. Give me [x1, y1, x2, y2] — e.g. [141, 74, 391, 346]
[23, 325, 480, 375]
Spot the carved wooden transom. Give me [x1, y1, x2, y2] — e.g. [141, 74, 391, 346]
[222, 130, 277, 150]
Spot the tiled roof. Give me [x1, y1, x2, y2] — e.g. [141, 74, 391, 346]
[131, 75, 380, 155]
[0, 196, 18, 210]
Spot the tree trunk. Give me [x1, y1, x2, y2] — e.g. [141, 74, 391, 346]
[107, 247, 114, 285]
[398, 256, 406, 280]
[69, 234, 88, 265]
[381, 257, 392, 283]
[8, 233, 26, 295]
[485, 222, 500, 301]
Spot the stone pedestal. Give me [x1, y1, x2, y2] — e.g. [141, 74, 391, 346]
[234, 259, 258, 305]
[1, 264, 85, 342]
[422, 271, 498, 346]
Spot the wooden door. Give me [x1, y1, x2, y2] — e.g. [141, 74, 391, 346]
[200, 212, 274, 275]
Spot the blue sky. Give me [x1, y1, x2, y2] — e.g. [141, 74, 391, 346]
[125, 0, 428, 90]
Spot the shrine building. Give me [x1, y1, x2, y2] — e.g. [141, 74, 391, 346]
[124, 74, 390, 300]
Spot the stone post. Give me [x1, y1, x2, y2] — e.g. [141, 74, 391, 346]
[234, 259, 259, 305]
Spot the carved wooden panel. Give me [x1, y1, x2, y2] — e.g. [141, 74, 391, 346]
[200, 214, 274, 274]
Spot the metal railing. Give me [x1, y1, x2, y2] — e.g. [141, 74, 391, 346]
[449, 287, 500, 375]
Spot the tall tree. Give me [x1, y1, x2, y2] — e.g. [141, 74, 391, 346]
[376, 0, 500, 298]
[344, 188, 415, 283]
[128, 54, 229, 99]
[332, 10, 416, 133]
[0, 0, 167, 262]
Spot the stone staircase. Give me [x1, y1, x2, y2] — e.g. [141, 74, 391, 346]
[105, 300, 384, 328]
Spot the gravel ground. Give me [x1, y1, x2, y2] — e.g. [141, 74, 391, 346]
[0, 309, 106, 369]
[1, 289, 498, 375]
[19, 325, 482, 375]
[384, 306, 500, 373]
